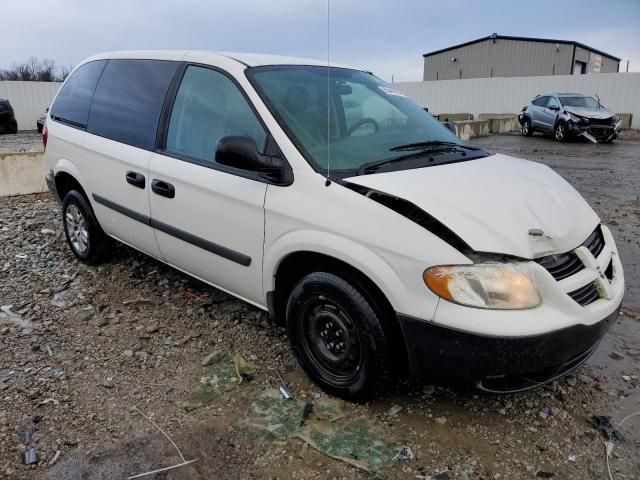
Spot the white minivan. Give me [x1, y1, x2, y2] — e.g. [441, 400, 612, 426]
[44, 51, 624, 400]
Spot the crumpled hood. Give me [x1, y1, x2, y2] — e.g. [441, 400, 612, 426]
[564, 106, 614, 120]
[345, 154, 600, 259]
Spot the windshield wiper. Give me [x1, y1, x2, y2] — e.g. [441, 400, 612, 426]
[389, 140, 482, 152]
[357, 141, 485, 175]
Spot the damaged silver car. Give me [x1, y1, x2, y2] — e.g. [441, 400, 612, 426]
[519, 93, 622, 143]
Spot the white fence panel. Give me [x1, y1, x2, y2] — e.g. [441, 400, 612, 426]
[0, 81, 62, 131]
[395, 73, 640, 128]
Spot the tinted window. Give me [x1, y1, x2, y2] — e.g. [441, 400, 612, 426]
[547, 97, 560, 109]
[532, 96, 548, 107]
[88, 59, 178, 150]
[50, 61, 106, 127]
[166, 66, 267, 163]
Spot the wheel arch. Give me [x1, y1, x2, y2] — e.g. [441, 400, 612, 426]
[268, 246, 411, 374]
[53, 161, 89, 202]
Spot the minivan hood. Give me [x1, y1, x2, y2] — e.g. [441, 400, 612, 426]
[345, 154, 600, 259]
[564, 106, 613, 120]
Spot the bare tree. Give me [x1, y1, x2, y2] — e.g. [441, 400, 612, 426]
[0, 57, 71, 82]
[58, 64, 73, 81]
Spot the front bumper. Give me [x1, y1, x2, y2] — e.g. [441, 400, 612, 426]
[568, 119, 623, 143]
[398, 303, 621, 393]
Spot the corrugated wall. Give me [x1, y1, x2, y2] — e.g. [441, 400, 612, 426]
[0, 81, 61, 131]
[424, 39, 575, 80]
[395, 72, 640, 128]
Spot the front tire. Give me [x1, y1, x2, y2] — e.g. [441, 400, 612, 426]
[554, 121, 567, 142]
[521, 117, 533, 136]
[286, 272, 392, 401]
[62, 190, 112, 264]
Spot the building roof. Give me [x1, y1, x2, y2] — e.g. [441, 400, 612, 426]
[422, 34, 621, 62]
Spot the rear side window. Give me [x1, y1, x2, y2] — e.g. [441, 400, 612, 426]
[88, 59, 178, 150]
[165, 66, 267, 163]
[50, 60, 106, 128]
[532, 96, 548, 107]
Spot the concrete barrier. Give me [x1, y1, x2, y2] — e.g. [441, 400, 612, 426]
[453, 120, 491, 141]
[477, 113, 518, 120]
[488, 117, 519, 134]
[0, 151, 47, 196]
[617, 113, 632, 129]
[437, 113, 474, 122]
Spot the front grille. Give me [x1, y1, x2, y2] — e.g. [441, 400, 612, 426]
[588, 117, 615, 126]
[567, 282, 600, 306]
[536, 226, 604, 281]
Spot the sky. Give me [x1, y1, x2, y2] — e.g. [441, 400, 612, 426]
[2, 0, 639, 82]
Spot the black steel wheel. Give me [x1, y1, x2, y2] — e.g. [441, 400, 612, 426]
[286, 271, 391, 401]
[62, 190, 112, 264]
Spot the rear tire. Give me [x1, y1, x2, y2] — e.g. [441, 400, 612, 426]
[521, 118, 533, 136]
[286, 272, 392, 401]
[62, 190, 112, 264]
[8, 120, 18, 134]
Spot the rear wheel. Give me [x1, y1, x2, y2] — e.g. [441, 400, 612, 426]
[554, 121, 567, 142]
[286, 272, 392, 401]
[521, 118, 533, 136]
[8, 120, 18, 134]
[62, 190, 112, 264]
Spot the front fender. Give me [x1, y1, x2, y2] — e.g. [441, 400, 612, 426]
[263, 229, 424, 315]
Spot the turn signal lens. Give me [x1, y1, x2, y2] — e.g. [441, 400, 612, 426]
[423, 264, 541, 310]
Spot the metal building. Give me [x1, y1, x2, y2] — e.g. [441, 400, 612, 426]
[423, 34, 620, 81]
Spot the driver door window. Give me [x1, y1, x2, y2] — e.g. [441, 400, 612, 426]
[546, 97, 560, 110]
[166, 66, 267, 164]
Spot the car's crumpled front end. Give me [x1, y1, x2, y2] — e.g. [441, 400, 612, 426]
[403, 223, 624, 392]
[563, 107, 623, 143]
[346, 154, 625, 392]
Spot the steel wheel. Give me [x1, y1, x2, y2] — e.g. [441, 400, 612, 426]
[65, 203, 89, 255]
[300, 297, 363, 383]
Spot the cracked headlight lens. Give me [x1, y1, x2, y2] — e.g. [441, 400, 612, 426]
[568, 113, 583, 123]
[424, 264, 541, 310]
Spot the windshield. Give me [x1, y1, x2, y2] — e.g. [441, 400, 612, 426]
[247, 66, 466, 174]
[559, 96, 600, 109]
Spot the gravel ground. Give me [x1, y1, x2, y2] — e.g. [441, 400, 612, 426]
[0, 132, 42, 153]
[0, 133, 639, 479]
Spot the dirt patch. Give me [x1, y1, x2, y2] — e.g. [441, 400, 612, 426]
[1, 133, 640, 478]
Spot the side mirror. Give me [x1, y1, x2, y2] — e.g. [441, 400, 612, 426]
[215, 136, 290, 184]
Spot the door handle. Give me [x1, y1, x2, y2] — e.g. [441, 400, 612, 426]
[126, 171, 145, 189]
[151, 179, 175, 199]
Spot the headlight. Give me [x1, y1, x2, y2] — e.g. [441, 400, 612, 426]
[423, 264, 541, 310]
[612, 114, 620, 123]
[567, 113, 583, 123]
